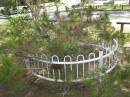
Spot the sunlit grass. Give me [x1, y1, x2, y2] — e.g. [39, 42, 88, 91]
[95, 5, 130, 10]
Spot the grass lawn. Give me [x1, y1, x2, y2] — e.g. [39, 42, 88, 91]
[89, 5, 130, 10]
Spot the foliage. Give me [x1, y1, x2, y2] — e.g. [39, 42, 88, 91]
[82, 65, 130, 97]
[0, 54, 26, 96]
[1, 2, 103, 59]
[0, 16, 49, 55]
[96, 12, 117, 42]
[1, 0, 18, 15]
[45, 40, 80, 58]
[112, 65, 130, 81]
[118, 32, 126, 45]
[0, 1, 130, 97]
[82, 79, 98, 97]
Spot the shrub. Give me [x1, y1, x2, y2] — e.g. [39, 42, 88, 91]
[0, 54, 26, 96]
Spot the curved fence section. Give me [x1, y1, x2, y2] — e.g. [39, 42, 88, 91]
[25, 39, 118, 82]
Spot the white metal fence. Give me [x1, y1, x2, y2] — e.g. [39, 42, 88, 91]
[25, 39, 118, 82]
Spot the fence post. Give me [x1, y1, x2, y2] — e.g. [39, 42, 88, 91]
[99, 50, 103, 83]
[98, 50, 104, 96]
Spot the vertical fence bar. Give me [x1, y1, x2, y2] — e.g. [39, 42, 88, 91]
[40, 55, 44, 69]
[98, 50, 104, 94]
[77, 64, 78, 79]
[33, 56, 36, 73]
[26, 58, 33, 74]
[64, 56, 72, 81]
[35, 54, 39, 69]
[108, 48, 112, 68]
[105, 48, 109, 64]
[111, 45, 115, 67]
[99, 50, 103, 70]
[52, 55, 59, 79]
[46, 63, 50, 78]
[77, 55, 85, 79]
[64, 64, 66, 81]
[53, 69, 55, 79]
[25, 59, 30, 69]
[88, 61, 91, 74]
[42, 54, 50, 78]
[40, 54, 46, 68]
[58, 69, 61, 80]
[83, 62, 84, 78]
[89, 53, 96, 73]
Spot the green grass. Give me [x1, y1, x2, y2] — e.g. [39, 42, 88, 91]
[90, 5, 130, 10]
